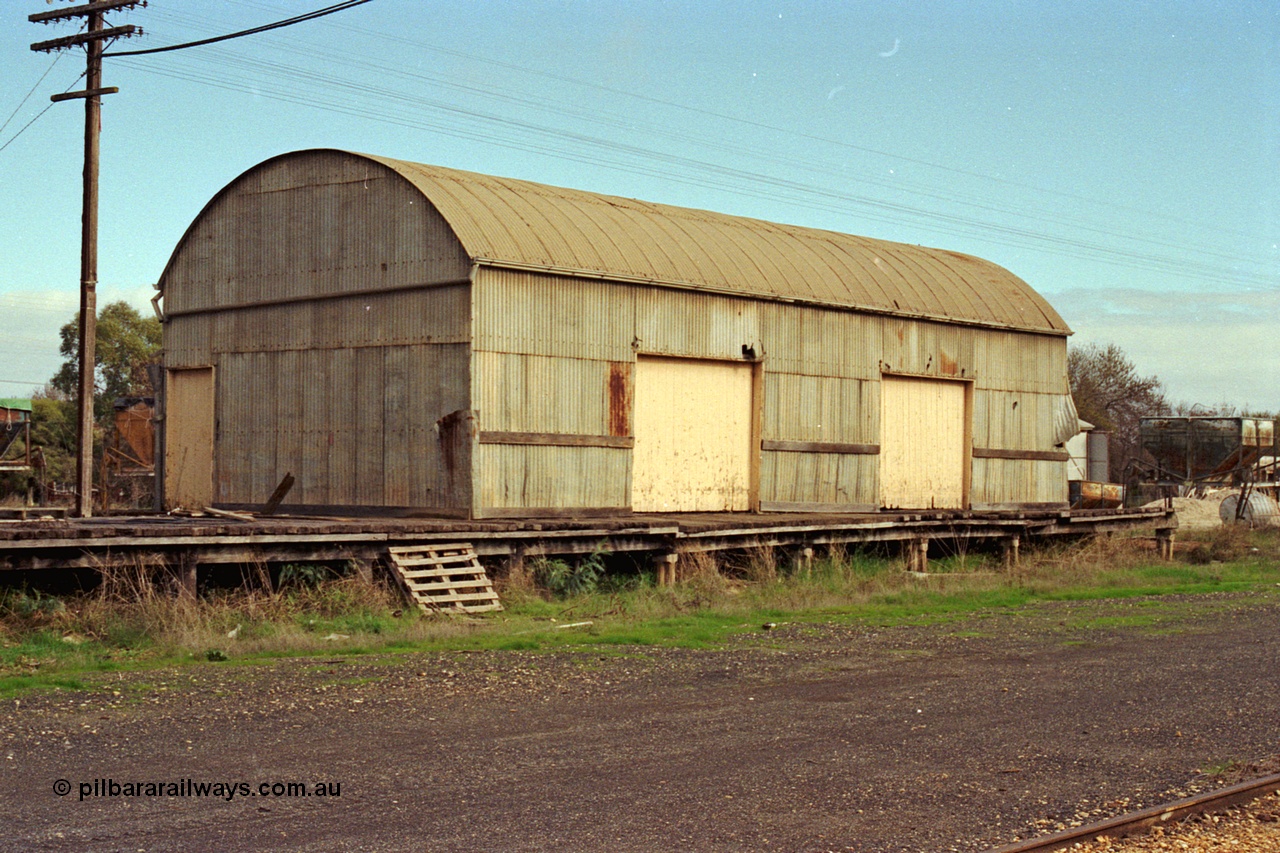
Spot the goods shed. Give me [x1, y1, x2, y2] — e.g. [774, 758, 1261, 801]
[157, 149, 1077, 518]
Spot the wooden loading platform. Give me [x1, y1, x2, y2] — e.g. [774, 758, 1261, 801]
[0, 506, 1178, 594]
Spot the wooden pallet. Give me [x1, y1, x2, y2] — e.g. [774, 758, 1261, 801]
[386, 543, 502, 614]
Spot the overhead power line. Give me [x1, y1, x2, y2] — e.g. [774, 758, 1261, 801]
[0, 69, 88, 154]
[7, 1, 376, 153]
[74, 1, 1275, 293]
[136, 5, 1276, 280]
[118, 44, 1278, 290]
[309, 11, 1271, 249]
[0, 51, 63, 137]
[103, 0, 374, 57]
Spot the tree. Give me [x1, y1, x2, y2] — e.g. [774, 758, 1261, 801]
[0, 387, 78, 500]
[29, 389, 77, 485]
[1068, 342, 1169, 482]
[52, 301, 161, 423]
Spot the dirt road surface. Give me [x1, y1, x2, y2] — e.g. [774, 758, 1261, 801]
[3, 593, 1278, 852]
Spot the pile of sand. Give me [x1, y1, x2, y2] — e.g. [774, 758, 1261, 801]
[1168, 496, 1225, 530]
[1145, 488, 1280, 530]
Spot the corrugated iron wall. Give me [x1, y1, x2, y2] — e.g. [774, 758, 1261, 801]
[473, 269, 1069, 512]
[216, 342, 469, 508]
[972, 458, 1065, 505]
[163, 154, 470, 315]
[636, 287, 759, 360]
[162, 151, 474, 512]
[761, 452, 878, 506]
[476, 351, 618, 434]
[474, 445, 629, 511]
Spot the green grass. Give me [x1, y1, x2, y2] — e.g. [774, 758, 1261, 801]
[2, 526, 1279, 697]
[1199, 758, 1242, 778]
[0, 674, 90, 700]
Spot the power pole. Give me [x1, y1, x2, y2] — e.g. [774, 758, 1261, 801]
[30, 1, 144, 518]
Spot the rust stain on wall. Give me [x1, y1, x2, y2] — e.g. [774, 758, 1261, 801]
[608, 361, 633, 437]
[436, 409, 475, 475]
[939, 351, 959, 376]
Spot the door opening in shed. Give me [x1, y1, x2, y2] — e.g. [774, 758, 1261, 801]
[880, 375, 969, 509]
[631, 356, 754, 512]
[164, 366, 215, 510]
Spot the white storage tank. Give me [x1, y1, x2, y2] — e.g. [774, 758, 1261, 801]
[1219, 492, 1280, 527]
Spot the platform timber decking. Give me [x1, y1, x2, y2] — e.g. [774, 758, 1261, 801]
[0, 507, 1177, 575]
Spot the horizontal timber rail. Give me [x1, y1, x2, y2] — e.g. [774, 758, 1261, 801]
[987, 772, 1280, 853]
[0, 507, 1176, 575]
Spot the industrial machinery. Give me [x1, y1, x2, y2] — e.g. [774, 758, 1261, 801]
[1134, 416, 1279, 521]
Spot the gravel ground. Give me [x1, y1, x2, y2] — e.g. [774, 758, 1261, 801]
[2, 592, 1279, 852]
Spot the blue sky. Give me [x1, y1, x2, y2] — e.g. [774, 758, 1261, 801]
[1, 1, 1277, 409]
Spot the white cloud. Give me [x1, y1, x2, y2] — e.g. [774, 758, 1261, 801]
[0, 284, 156, 396]
[0, 290, 76, 394]
[1047, 288, 1280, 412]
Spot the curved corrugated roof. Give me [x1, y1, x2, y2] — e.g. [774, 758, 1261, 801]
[361, 153, 1068, 335]
[162, 149, 1069, 335]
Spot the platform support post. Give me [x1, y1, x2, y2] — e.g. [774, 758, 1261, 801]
[176, 551, 197, 600]
[906, 538, 928, 572]
[503, 546, 524, 578]
[655, 552, 678, 587]
[1002, 535, 1021, 570]
[1156, 530, 1175, 560]
[788, 545, 819, 571]
[350, 558, 373, 585]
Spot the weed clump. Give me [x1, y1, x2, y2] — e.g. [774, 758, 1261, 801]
[0, 558, 414, 675]
[0, 588, 66, 621]
[1183, 523, 1253, 565]
[532, 546, 608, 598]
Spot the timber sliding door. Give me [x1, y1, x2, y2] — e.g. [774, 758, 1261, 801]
[631, 356, 755, 512]
[879, 374, 970, 509]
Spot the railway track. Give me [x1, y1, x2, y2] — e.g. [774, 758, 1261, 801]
[987, 772, 1280, 852]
